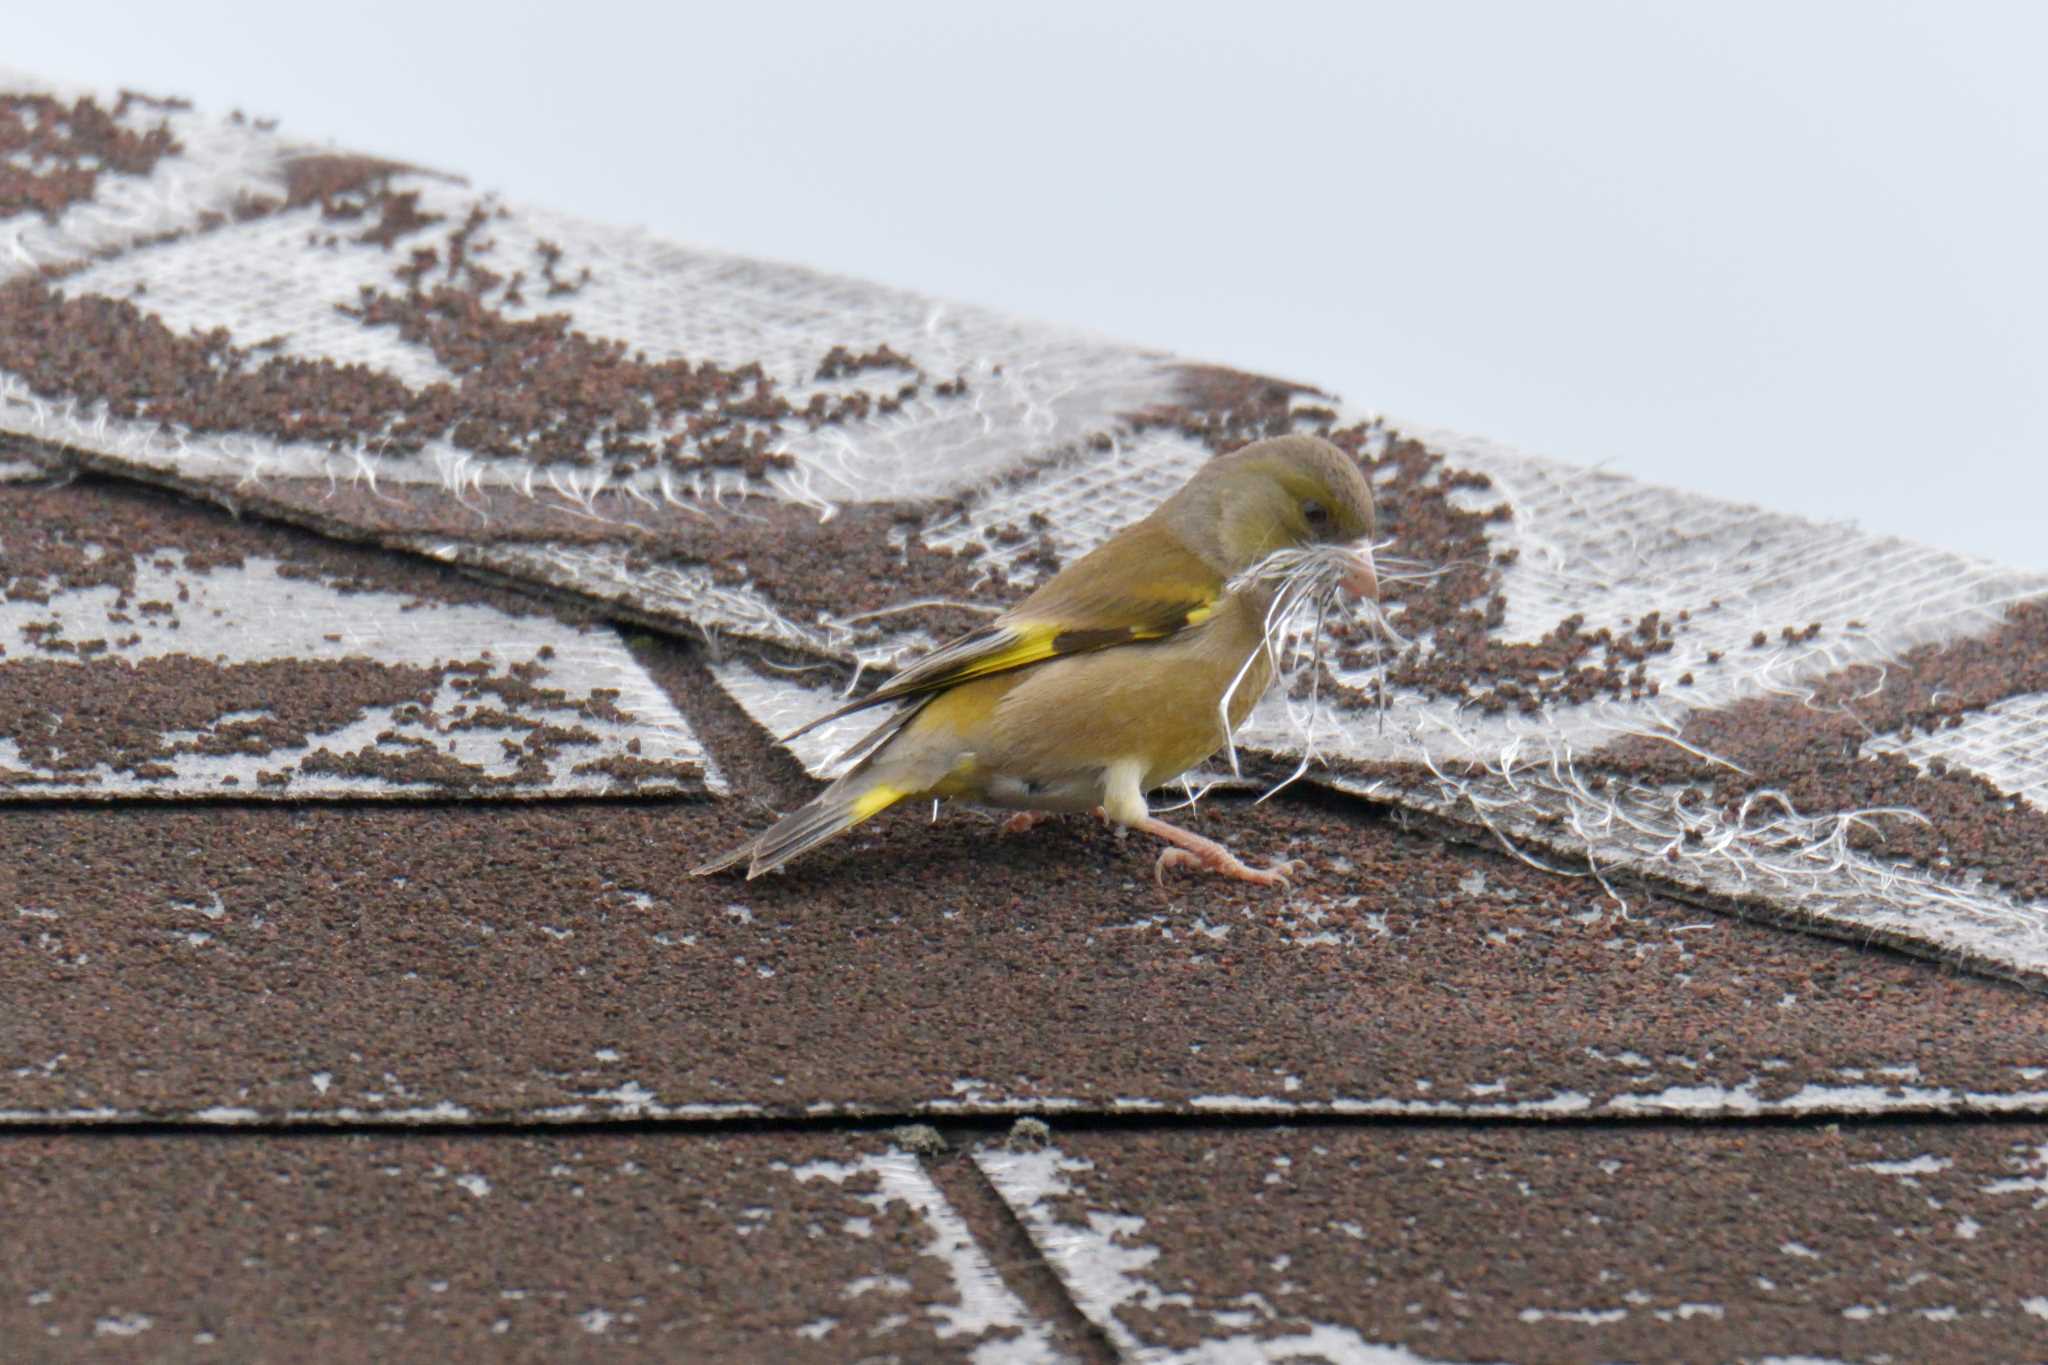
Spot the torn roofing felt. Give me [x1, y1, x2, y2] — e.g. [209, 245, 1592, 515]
[0, 475, 717, 798]
[3, 75, 2046, 986]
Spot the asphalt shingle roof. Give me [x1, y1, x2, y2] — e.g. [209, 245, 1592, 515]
[5, 75, 2048, 1361]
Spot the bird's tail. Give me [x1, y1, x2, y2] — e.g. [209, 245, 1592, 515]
[691, 779, 909, 879]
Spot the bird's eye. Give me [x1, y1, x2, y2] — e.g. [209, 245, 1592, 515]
[1302, 499, 1330, 527]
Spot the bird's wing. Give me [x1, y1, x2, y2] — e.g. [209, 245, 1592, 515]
[783, 519, 1224, 741]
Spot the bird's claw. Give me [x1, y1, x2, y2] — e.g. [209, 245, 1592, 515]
[1270, 857, 1312, 883]
[1154, 848, 1308, 890]
[999, 811, 1047, 837]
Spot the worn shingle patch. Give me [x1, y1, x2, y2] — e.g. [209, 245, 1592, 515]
[0, 82, 1181, 635]
[4, 69, 2048, 1365]
[0, 478, 716, 797]
[14, 80, 2047, 994]
[0, 1131, 1064, 1360]
[980, 1124, 2048, 1362]
[0, 88, 184, 221]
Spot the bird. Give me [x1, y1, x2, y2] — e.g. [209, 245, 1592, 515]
[694, 433, 1380, 886]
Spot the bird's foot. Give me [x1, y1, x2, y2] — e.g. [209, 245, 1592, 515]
[1133, 814, 1305, 890]
[999, 811, 1047, 836]
[1153, 847, 1306, 888]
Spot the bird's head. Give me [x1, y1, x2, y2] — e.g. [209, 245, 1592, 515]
[1164, 434, 1379, 599]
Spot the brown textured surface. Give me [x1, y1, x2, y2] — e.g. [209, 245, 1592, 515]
[2, 188, 959, 480]
[1602, 600, 2048, 902]
[7, 81, 2048, 1363]
[0, 1129, 1062, 1360]
[1121, 380, 1744, 712]
[6, 782, 2045, 1121]
[0, 476, 707, 797]
[0, 91, 184, 221]
[993, 1121, 2048, 1362]
[11, 469, 2039, 1362]
[0, 474, 564, 615]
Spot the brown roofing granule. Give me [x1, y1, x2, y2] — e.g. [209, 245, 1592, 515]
[815, 343, 916, 380]
[0, 190, 970, 484]
[673, 499, 1011, 635]
[280, 151, 428, 209]
[1127, 363, 1331, 450]
[569, 752, 709, 785]
[0, 655, 444, 784]
[1122, 369, 1727, 711]
[0, 476, 570, 615]
[628, 629, 818, 810]
[1031, 1122, 2048, 1362]
[532, 237, 589, 298]
[0, 1129, 999, 1358]
[0, 91, 183, 221]
[0, 477, 686, 793]
[1599, 599, 2048, 900]
[4, 789, 2045, 1119]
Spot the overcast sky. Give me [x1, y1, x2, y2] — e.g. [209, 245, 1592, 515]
[16, 2, 2046, 570]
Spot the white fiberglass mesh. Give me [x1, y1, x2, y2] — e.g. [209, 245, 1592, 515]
[1432, 423, 2032, 662]
[710, 411, 2048, 984]
[918, 428, 1217, 584]
[1319, 765, 2048, 990]
[1865, 692, 2048, 812]
[0, 71, 282, 276]
[7, 80, 2047, 986]
[1235, 422, 2048, 982]
[514, 201, 1180, 506]
[0, 548, 717, 798]
[4, 147, 1182, 512]
[1242, 423, 2046, 769]
[56, 204, 465, 390]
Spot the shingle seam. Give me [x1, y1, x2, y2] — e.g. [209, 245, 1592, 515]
[921, 1143, 1124, 1364]
[9, 1105, 2048, 1137]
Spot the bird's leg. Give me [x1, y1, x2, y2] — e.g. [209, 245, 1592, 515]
[999, 811, 1047, 836]
[1134, 815, 1307, 889]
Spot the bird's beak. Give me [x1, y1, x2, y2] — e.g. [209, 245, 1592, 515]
[1338, 545, 1379, 600]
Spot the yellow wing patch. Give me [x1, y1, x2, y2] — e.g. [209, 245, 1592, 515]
[781, 596, 1219, 743]
[925, 622, 1072, 684]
